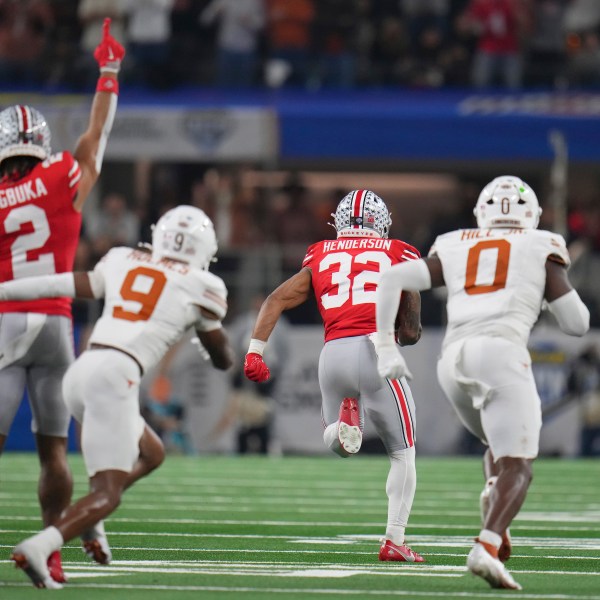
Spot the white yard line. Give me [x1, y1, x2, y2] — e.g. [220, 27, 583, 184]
[2, 514, 600, 533]
[1, 580, 599, 599]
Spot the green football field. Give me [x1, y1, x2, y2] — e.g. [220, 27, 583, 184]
[0, 453, 599, 600]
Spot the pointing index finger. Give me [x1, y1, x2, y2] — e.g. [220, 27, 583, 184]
[102, 17, 111, 40]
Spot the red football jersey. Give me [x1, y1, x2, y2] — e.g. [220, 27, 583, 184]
[302, 237, 420, 342]
[0, 152, 82, 317]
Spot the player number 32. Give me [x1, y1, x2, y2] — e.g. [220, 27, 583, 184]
[319, 251, 392, 309]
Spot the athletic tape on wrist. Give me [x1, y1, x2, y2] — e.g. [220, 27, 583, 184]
[248, 338, 266, 356]
[96, 76, 119, 94]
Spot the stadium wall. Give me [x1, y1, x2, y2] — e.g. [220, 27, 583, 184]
[6, 326, 599, 457]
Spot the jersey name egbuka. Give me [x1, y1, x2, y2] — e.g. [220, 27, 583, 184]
[322, 239, 392, 252]
[0, 178, 48, 209]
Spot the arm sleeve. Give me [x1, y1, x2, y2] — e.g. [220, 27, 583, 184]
[547, 289, 590, 336]
[376, 259, 432, 340]
[0, 273, 75, 301]
[95, 93, 118, 174]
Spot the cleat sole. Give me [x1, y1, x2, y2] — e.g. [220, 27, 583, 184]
[338, 422, 361, 454]
[12, 553, 47, 589]
[83, 539, 110, 565]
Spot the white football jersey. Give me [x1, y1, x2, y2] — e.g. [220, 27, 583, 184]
[429, 228, 570, 348]
[87, 247, 227, 372]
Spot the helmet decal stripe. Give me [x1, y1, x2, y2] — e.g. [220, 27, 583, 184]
[17, 105, 30, 142]
[352, 189, 366, 229]
[333, 189, 391, 238]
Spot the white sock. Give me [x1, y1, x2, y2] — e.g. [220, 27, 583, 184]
[384, 446, 416, 545]
[479, 528, 502, 549]
[26, 526, 64, 555]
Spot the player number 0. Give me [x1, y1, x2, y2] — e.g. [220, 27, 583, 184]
[464, 239, 511, 295]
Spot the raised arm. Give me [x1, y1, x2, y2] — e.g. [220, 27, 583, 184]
[73, 18, 125, 211]
[244, 268, 312, 383]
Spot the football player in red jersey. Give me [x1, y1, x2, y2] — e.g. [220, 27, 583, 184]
[244, 189, 425, 562]
[0, 19, 124, 583]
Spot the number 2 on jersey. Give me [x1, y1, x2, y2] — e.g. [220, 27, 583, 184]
[4, 205, 55, 278]
[113, 266, 167, 321]
[320, 251, 392, 309]
[465, 239, 511, 295]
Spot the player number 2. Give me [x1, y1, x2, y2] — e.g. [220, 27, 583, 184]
[320, 251, 392, 309]
[464, 239, 511, 295]
[3, 205, 55, 278]
[113, 266, 167, 321]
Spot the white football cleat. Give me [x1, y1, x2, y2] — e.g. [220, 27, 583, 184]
[81, 520, 112, 565]
[11, 539, 62, 589]
[467, 542, 522, 590]
[480, 476, 512, 562]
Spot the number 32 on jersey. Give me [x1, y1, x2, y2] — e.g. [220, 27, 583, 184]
[319, 250, 392, 309]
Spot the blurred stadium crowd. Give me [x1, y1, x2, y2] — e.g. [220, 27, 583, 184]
[2, 0, 600, 92]
[72, 166, 600, 329]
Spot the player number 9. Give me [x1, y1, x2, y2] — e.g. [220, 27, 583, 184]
[113, 266, 167, 321]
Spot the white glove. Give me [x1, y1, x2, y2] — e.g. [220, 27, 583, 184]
[371, 334, 413, 380]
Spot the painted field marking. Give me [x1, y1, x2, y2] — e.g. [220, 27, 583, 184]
[2, 515, 600, 534]
[1, 580, 600, 599]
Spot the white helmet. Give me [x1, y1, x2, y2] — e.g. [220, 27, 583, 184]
[331, 189, 392, 238]
[152, 205, 218, 270]
[474, 175, 542, 229]
[0, 105, 51, 164]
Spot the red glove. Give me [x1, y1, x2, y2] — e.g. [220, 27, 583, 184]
[94, 18, 125, 73]
[244, 353, 271, 383]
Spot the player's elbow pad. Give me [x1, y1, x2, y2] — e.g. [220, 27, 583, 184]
[547, 290, 590, 336]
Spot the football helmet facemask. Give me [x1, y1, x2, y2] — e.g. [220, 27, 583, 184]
[0, 105, 51, 164]
[152, 205, 218, 270]
[331, 189, 392, 238]
[474, 176, 542, 229]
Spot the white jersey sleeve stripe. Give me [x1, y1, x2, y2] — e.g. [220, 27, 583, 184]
[68, 161, 80, 177]
[402, 250, 419, 260]
[68, 170, 82, 188]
